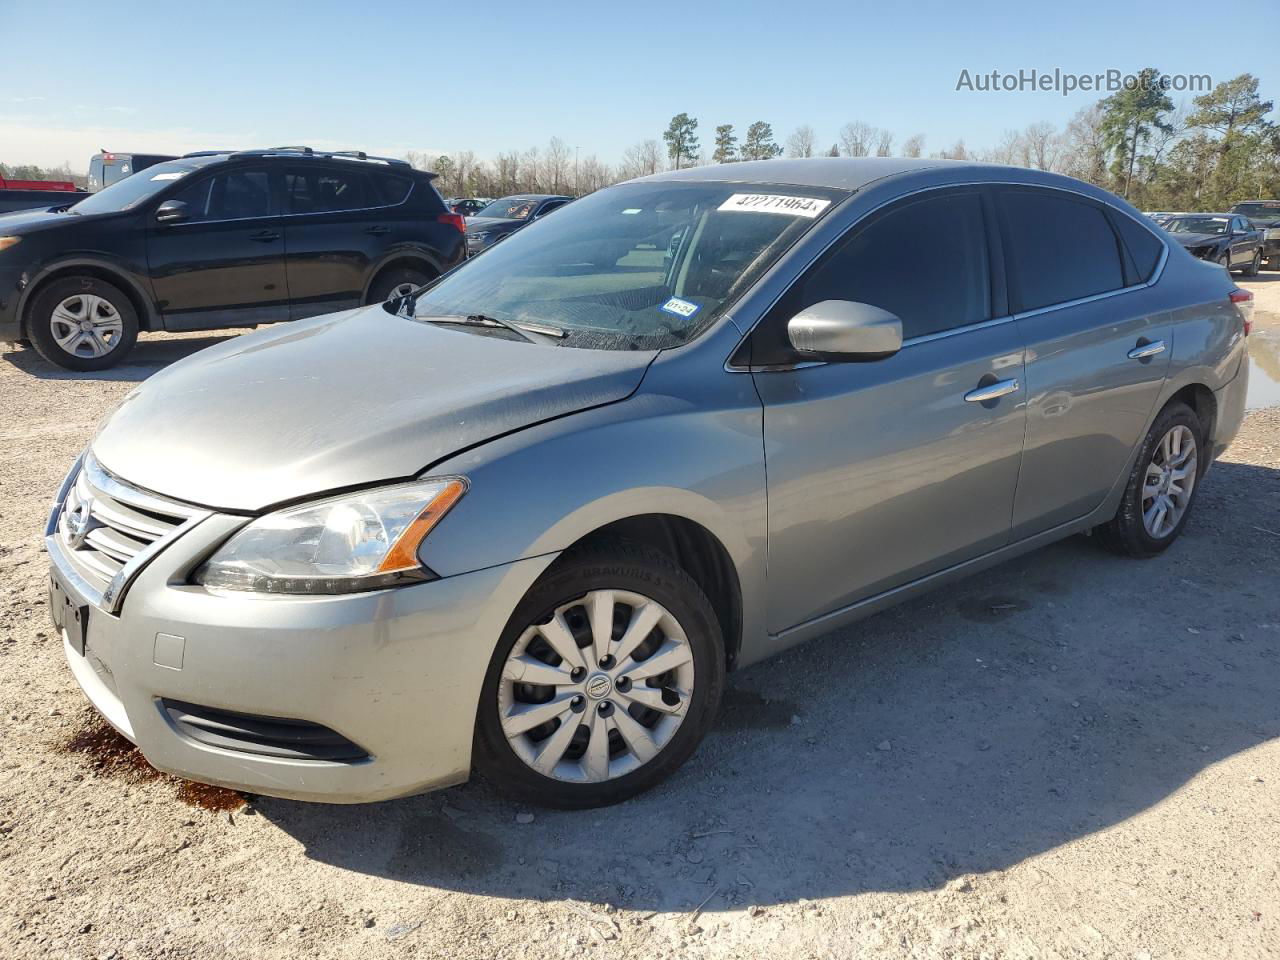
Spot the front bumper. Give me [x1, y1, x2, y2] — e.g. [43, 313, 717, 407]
[51, 498, 555, 803]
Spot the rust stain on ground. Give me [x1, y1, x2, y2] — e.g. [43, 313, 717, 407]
[59, 713, 246, 812]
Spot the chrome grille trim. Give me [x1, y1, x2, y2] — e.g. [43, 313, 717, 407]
[47, 454, 211, 614]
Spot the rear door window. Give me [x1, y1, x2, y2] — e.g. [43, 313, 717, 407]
[286, 169, 368, 214]
[999, 190, 1125, 311]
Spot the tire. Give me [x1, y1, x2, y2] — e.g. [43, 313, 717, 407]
[1268, 256, 1280, 272]
[1217, 252, 1232, 273]
[27, 276, 138, 371]
[474, 539, 725, 809]
[1244, 250, 1262, 277]
[365, 265, 435, 305]
[1096, 402, 1202, 558]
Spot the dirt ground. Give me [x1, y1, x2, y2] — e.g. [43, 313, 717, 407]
[2, 277, 1279, 960]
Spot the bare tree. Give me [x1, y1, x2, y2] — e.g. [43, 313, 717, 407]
[839, 121, 875, 157]
[933, 139, 968, 160]
[874, 129, 894, 157]
[1021, 121, 1060, 171]
[544, 137, 572, 193]
[901, 133, 926, 158]
[1060, 103, 1109, 186]
[786, 125, 817, 158]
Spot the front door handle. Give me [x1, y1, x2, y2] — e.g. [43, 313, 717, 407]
[964, 378, 1020, 403]
[1128, 340, 1166, 360]
[364, 225, 390, 236]
[249, 230, 280, 243]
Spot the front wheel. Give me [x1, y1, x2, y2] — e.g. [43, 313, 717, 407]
[1096, 402, 1202, 557]
[474, 541, 725, 808]
[27, 276, 138, 371]
[1218, 252, 1232, 273]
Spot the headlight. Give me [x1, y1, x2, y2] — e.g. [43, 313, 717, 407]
[194, 478, 466, 594]
[0, 236, 21, 253]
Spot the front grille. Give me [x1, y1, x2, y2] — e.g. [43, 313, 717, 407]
[51, 455, 207, 611]
[161, 699, 370, 762]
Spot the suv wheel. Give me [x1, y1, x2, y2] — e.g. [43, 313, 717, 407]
[366, 266, 435, 305]
[1096, 402, 1202, 557]
[28, 276, 138, 371]
[475, 541, 725, 808]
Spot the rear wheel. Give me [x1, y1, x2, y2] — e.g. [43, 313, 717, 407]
[474, 541, 724, 808]
[1096, 402, 1202, 557]
[27, 276, 138, 371]
[366, 265, 435, 305]
[1244, 249, 1262, 277]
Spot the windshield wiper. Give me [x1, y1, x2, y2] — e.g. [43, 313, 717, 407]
[414, 313, 565, 344]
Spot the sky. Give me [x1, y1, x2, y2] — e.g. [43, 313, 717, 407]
[1, 0, 1274, 173]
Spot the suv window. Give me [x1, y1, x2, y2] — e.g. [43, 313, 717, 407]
[171, 168, 274, 222]
[286, 169, 368, 214]
[367, 173, 412, 207]
[764, 191, 991, 353]
[999, 190, 1124, 311]
[1112, 212, 1164, 284]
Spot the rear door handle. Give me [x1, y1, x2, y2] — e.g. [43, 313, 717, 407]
[964, 378, 1020, 403]
[1128, 340, 1166, 360]
[364, 225, 390, 236]
[248, 230, 280, 243]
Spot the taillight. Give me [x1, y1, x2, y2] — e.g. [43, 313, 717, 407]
[1230, 288, 1254, 336]
[437, 213, 466, 233]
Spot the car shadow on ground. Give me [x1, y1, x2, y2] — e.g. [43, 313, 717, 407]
[1, 334, 238, 383]
[259, 461, 1280, 914]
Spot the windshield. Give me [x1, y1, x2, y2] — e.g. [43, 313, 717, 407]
[1232, 202, 1280, 222]
[1165, 216, 1230, 235]
[70, 160, 204, 215]
[413, 181, 844, 350]
[476, 197, 541, 220]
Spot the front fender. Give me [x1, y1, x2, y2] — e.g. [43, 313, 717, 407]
[419, 363, 768, 665]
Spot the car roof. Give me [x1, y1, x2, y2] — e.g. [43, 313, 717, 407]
[492, 194, 572, 202]
[636, 157, 951, 190]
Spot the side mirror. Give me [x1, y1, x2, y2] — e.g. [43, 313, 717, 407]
[154, 200, 190, 225]
[787, 300, 903, 362]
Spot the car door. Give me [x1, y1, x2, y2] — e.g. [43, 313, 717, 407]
[997, 187, 1173, 538]
[282, 165, 387, 319]
[750, 188, 1027, 633]
[146, 164, 290, 330]
[1230, 216, 1255, 267]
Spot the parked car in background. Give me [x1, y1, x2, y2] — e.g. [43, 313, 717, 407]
[465, 194, 572, 253]
[87, 151, 178, 193]
[1230, 200, 1280, 270]
[0, 147, 466, 369]
[449, 197, 492, 217]
[1161, 213, 1262, 275]
[45, 158, 1248, 809]
[0, 174, 87, 214]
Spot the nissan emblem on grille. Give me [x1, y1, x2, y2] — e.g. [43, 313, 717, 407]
[65, 497, 95, 549]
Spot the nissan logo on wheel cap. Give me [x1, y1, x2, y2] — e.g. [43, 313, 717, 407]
[585, 673, 613, 700]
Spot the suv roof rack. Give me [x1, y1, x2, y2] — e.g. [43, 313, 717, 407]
[221, 146, 413, 169]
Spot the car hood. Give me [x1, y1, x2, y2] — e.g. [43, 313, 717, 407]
[0, 208, 85, 234]
[1170, 232, 1225, 248]
[91, 306, 656, 512]
[465, 216, 521, 234]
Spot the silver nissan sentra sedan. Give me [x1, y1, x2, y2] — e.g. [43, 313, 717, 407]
[47, 158, 1250, 809]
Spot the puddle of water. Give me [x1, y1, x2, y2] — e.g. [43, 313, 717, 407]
[1248, 329, 1280, 410]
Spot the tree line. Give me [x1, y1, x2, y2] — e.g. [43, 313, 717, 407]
[5, 71, 1273, 213]
[416, 70, 1276, 213]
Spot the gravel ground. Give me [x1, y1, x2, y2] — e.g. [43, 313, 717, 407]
[2, 281, 1279, 960]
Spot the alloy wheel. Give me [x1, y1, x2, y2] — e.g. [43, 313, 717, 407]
[1142, 424, 1197, 539]
[497, 589, 695, 783]
[50, 294, 123, 359]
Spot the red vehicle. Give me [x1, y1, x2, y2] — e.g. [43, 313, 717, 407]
[0, 174, 87, 214]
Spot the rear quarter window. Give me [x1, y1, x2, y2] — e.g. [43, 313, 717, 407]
[1112, 212, 1165, 284]
[368, 173, 412, 207]
[999, 190, 1125, 311]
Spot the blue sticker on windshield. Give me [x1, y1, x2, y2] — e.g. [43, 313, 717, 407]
[661, 297, 700, 319]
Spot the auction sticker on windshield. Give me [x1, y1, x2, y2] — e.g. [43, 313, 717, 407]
[661, 296, 700, 319]
[718, 194, 831, 218]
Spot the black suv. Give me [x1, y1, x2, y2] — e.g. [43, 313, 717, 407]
[0, 147, 465, 370]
